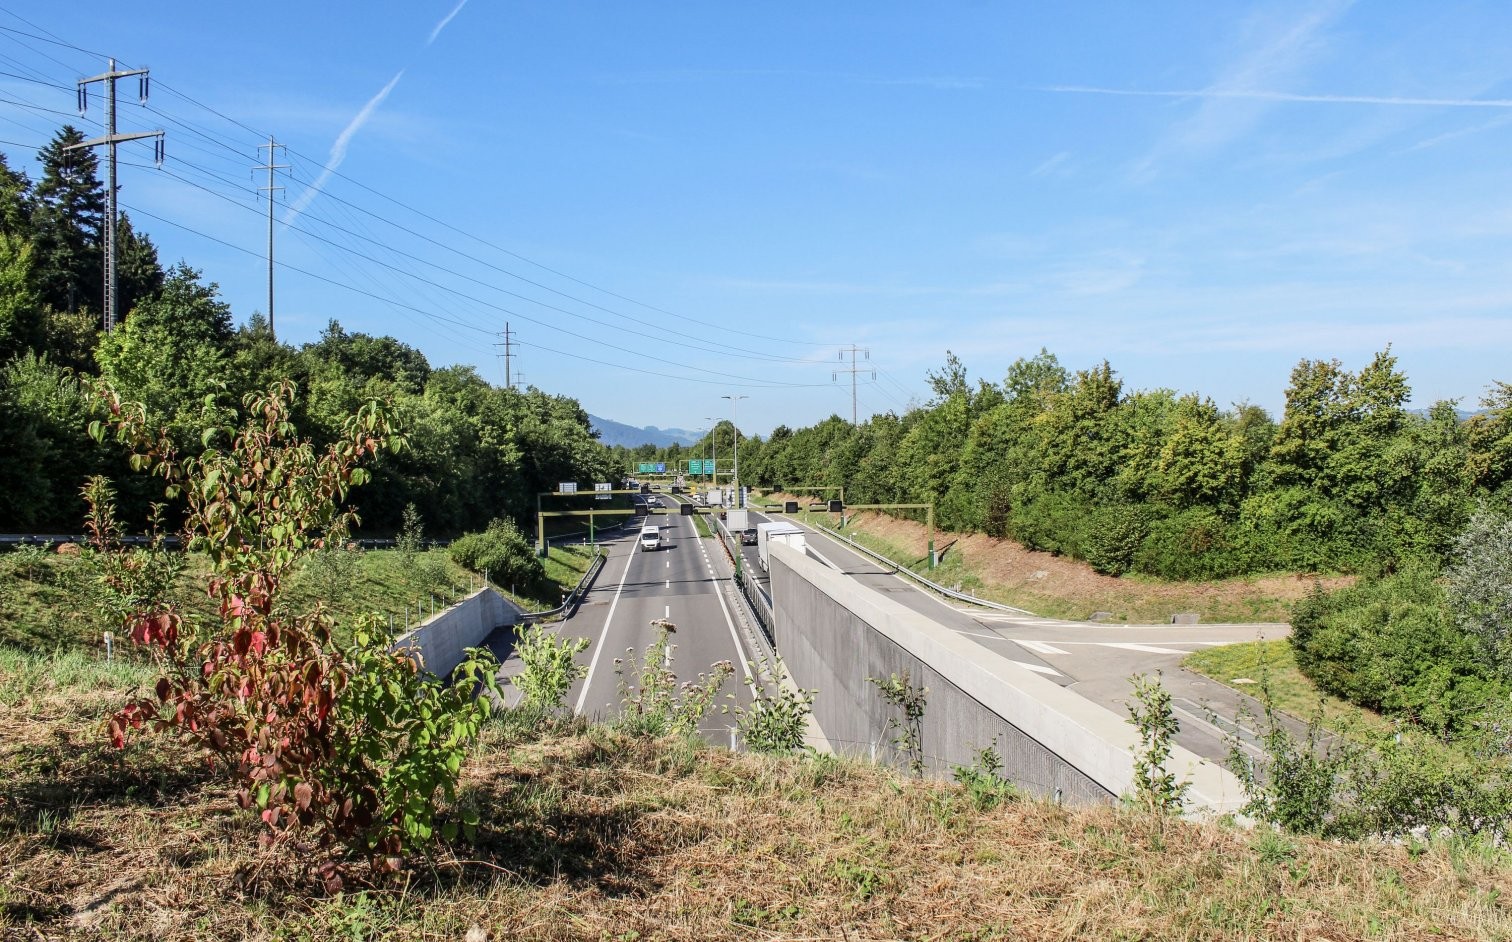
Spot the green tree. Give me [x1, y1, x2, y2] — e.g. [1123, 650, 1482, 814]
[94, 262, 235, 447]
[32, 126, 104, 318]
[0, 229, 44, 361]
[115, 212, 164, 319]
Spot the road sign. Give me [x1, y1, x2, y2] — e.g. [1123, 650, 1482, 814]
[636, 462, 656, 473]
[559, 482, 578, 494]
[689, 459, 713, 475]
[656, 462, 666, 473]
[595, 483, 612, 500]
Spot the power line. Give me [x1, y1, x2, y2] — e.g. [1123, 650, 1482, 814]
[129, 159, 836, 384]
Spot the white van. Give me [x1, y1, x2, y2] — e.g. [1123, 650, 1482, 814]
[639, 524, 662, 552]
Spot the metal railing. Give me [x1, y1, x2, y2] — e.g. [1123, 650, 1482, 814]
[807, 520, 1038, 616]
[709, 516, 776, 645]
[519, 547, 607, 621]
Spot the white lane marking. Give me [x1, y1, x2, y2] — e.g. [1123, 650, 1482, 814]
[1099, 642, 1189, 655]
[574, 544, 637, 714]
[1011, 660, 1062, 677]
[666, 579, 670, 588]
[804, 544, 844, 571]
[707, 549, 756, 685]
[1016, 639, 1070, 656]
[665, 604, 670, 619]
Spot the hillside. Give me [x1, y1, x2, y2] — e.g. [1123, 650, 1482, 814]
[783, 505, 1350, 624]
[588, 415, 701, 449]
[3, 650, 1507, 941]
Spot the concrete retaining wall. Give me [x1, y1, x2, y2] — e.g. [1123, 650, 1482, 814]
[769, 543, 1245, 815]
[393, 587, 520, 679]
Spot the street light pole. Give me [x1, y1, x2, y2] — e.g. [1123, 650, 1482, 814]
[722, 394, 748, 508]
[704, 417, 718, 487]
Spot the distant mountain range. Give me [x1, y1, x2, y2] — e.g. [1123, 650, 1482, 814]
[589, 415, 702, 449]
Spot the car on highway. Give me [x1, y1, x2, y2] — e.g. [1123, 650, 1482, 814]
[739, 527, 758, 546]
[639, 524, 662, 551]
[645, 496, 662, 508]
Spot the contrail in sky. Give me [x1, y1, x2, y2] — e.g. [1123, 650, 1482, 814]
[285, 2, 469, 224]
[1038, 85, 1512, 109]
[284, 70, 405, 224]
[429, 0, 469, 44]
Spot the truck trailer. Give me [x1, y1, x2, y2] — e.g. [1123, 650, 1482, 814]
[756, 521, 807, 571]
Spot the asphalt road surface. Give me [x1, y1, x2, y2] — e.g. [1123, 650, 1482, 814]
[723, 506, 1288, 765]
[557, 504, 761, 743]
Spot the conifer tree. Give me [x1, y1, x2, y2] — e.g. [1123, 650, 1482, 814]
[33, 126, 104, 318]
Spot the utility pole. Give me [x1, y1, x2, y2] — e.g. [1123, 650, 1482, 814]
[835, 345, 874, 424]
[254, 137, 287, 339]
[69, 58, 163, 333]
[494, 322, 517, 388]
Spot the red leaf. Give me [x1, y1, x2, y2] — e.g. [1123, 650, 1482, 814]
[295, 781, 313, 811]
[155, 677, 171, 702]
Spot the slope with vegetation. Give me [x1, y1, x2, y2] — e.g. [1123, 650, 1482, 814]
[0, 127, 616, 538]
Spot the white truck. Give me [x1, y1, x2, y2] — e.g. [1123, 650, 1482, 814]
[724, 509, 750, 532]
[705, 488, 724, 507]
[639, 524, 662, 552]
[756, 521, 806, 571]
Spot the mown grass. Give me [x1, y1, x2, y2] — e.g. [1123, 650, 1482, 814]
[1183, 639, 1393, 737]
[2, 647, 1510, 941]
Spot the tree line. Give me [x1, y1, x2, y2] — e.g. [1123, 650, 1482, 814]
[0, 127, 616, 535]
[647, 349, 1512, 580]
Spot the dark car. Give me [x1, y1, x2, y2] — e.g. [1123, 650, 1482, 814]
[739, 527, 758, 546]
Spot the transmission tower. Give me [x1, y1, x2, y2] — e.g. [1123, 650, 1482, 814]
[494, 322, 517, 388]
[254, 137, 288, 339]
[67, 57, 164, 332]
[834, 345, 874, 424]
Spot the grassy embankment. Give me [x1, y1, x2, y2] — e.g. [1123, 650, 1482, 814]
[781, 506, 1341, 624]
[0, 543, 597, 652]
[4, 532, 1509, 938]
[2, 646, 1510, 940]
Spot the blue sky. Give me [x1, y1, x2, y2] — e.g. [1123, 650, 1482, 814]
[3, 1, 1511, 435]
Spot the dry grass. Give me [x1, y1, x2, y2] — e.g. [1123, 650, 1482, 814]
[793, 507, 1352, 624]
[3, 651, 1510, 941]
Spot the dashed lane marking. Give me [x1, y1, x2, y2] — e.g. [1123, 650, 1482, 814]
[1015, 639, 1070, 656]
[1096, 642, 1190, 655]
[1011, 660, 1063, 677]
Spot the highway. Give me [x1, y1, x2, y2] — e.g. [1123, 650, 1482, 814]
[721, 504, 1282, 764]
[557, 497, 762, 743]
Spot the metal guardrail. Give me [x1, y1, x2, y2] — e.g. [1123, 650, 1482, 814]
[709, 516, 776, 645]
[519, 547, 606, 621]
[808, 520, 1037, 616]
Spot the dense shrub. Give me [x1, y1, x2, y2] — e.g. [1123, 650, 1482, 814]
[449, 517, 548, 596]
[1290, 569, 1503, 735]
[1133, 507, 1248, 580]
[1081, 503, 1157, 576]
[1008, 489, 1088, 558]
